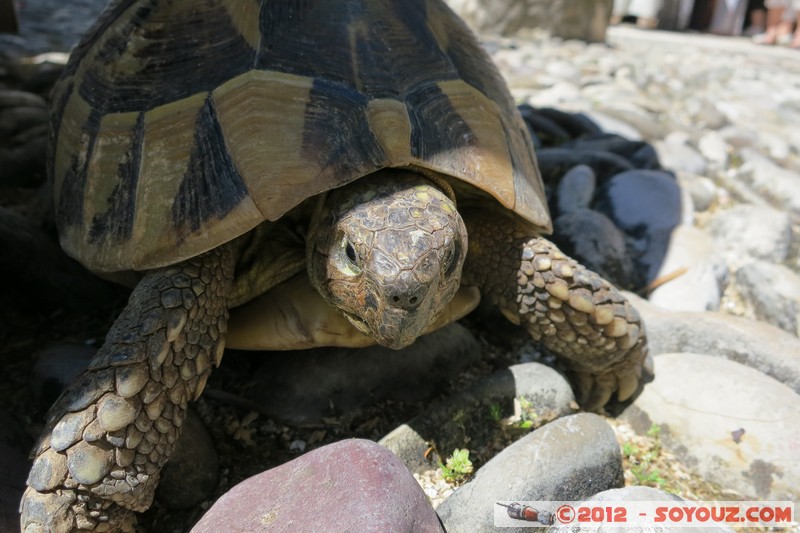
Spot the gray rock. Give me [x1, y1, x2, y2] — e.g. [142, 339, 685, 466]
[546, 60, 582, 84]
[697, 131, 729, 168]
[593, 170, 682, 285]
[247, 323, 480, 425]
[0, 0, 107, 56]
[191, 439, 443, 533]
[677, 173, 717, 212]
[758, 130, 791, 162]
[717, 125, 757, 150]
[445, 0, 613, 41]
[156, 409, 219, 510]
[735, 261, 800, 336]
[628, 293, 800, 395]
[739, 148, 800, 216]
[580, 111, 643, 141]
[380, 362, 576, 474]
[622, 353, 800, 502]
[648, 225, 728, 312]
[653, 140, 707, 176]
[595, 105, 665, 140]
[528, 82, 584, 109]
[553, 208, 641, 290]
[548, 487, 734, 532]
[555, 165, 596, 215]
[437, 413, 623, 533]
[684, 98, 730, 130]
[706, 204, 793, 269]
[587, 486, 680, 502]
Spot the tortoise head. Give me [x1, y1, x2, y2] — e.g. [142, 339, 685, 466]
[307, 169, 467, 349]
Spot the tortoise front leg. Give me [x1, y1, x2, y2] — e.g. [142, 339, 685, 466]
[462, 209, 648, 411]
[21, 245, 234, 532]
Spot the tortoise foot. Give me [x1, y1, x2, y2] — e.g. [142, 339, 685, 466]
[462, 211, 649, 412]
[21, 486, 135, 533]
[514, 237, 648, 411]
[21, 246, 234, 531]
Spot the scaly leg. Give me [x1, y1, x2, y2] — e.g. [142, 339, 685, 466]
[463, 209, 648, 411]
[21, 245, 234, 532]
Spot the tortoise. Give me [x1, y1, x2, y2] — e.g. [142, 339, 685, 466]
[20, 0, 648, 531]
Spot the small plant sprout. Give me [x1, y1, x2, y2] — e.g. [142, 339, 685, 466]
[440, 448, 474, 484]
[620, 422, 674, 493]
[514, 396, 538, 429]
[488, 403, 503, 422]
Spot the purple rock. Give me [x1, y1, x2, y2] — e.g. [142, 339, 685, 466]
[191, 439, 443, 533]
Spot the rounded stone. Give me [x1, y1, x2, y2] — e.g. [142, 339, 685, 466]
[191, 439, 442, 533]
[626, 292, 800, 394]
[594, 169, 682, 285]
[437, 413, 622, 532]
[555, 164, 597, 215]
[706, 204, 792, 269]
[735, 260, 800, 336]
[648, 225, 728, 312]
[156, 410, 219, 510]
[553, 208, 640, 290]
[622, 353, 800, 501]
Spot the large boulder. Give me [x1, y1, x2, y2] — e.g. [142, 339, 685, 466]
[445, 0, 613, 42]
[192, 439, 443, 533]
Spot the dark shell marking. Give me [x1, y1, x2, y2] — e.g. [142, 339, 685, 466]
[172, 96, 249, 239]
[53, 0, 548, 272]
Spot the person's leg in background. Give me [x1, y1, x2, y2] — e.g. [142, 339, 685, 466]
[744, 0, 767, 35]
[754, 0, 794, 43]
[709, 0, 749, 35]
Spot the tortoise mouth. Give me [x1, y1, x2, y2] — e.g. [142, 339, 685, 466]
[343, 311, 371, 335]
[343, 310, 420, 350]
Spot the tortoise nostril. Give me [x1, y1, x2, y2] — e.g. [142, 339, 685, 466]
[389, 292, 422, 309]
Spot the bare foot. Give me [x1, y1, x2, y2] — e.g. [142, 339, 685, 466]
[753, 31, 777, 44]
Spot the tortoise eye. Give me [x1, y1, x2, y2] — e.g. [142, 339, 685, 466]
[344, 239, 359, 266]
[344, 242, 358, 264]
[444, 240, 461, 276]
[338, 237, 361, 277]
[442, 248, 453, 270]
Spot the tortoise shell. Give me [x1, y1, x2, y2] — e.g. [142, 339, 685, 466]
[52, 0, 550, 272]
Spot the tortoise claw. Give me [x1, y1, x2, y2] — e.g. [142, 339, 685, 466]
[20, 486, 136, 533]
[617, 372, 640, 402]
[579, 370, 616, 412]
[570, 367, 642, 413]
